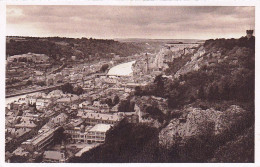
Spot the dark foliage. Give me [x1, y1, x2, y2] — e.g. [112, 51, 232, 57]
[113, 95, 120, 106]
[118, 99, 135, 112]
[61, 83, 83, 95]
[6, 37, 144, 60]
[100, 64, 109, 72]
[144, 105, 165, 123]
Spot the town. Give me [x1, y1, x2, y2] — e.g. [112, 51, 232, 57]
[4, 5, 256, 163]
[5, 35, 203, 162]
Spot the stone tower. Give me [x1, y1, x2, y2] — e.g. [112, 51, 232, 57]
[246, 29, 254, 39]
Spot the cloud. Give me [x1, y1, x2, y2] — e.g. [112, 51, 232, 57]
[6, 6, 255, 39]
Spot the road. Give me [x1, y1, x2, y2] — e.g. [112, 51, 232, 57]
[5, 83, 66, 98]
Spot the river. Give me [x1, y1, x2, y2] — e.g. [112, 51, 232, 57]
[107, 61, 136, 76]
[6, 93, 37, 107]
[6, 61, 136, 106]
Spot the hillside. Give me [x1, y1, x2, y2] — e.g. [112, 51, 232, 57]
[70, 36, 255, 162]
[137, 36, 255, 162]
[6, 36, 145, 61]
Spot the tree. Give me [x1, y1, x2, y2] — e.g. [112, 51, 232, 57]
[105, 98, 113, 107]
[207, 85, 215, 101]
[134, 86, 142, 96]
[198, 86, 205, 99]
[100, 64, 109, 72]
[113, 95, 120, 106]
[118, 99, 131, 112]
[26, 80, 32, 86]
[61, 83, 74, 94]
[73, 86, 84, 95]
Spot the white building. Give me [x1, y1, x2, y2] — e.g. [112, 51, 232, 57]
[87, 124, 112, 143]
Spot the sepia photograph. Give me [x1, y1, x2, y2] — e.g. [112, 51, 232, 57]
[3, 4, 256, 163]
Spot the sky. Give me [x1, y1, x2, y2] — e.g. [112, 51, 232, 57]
[6, 6, 255, 39]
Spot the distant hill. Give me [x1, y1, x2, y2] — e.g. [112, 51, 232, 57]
[115, 38, 204, 44]
[6, 36, 145, 60]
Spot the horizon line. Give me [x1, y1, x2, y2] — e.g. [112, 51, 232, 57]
[6, 35, 241, 41]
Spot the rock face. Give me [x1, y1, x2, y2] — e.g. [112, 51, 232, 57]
[153, 47, 173, 69]
[174, 46, 206, 78]
[159, 105, 247, 149]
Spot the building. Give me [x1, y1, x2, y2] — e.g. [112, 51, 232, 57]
[35, 99, 51, 110]
[81, 112, 122, 125]
[6, 127, 32, 146]
[43, 150, 68, 163]
[65, 124, 93, 143]
[26, 93, 47, 105]
[21, 128, 55, 152]
[12, 147, 29, 157]
[49, 113, 68, 126]
[79, 101, 92, 109]
[246, 29, 254, 39]
[47, 90, 64, 99]
[14, 119, 37, 129]
[87, 124, 112, 143]
[56, 95, 79, 105]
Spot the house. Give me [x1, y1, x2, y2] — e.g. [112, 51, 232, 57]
[71, 104, 78, 110]
[12, 147, 29, 157]
[54, 73, 63, 84]
[57, 95, 79, 105]
[6, 127, 32, 145]
[79, 101, 92, 109]
[17, 97, 28, 105]
[24, 112, 39, 118]
[43, 150, 68, 163]
[36, 98, 51, 110]
[56, 98, 71, 105]
[15, 118, 37, 129]
[92, 101, 110, 112]
[47, 90, 64, 99]
[10, 102, 23, 111]
[14, 121, 37, 129]
[49, 113, 68, 125]
[110, 104, 119, 113]
[87, 124, 112, 143]
[26, 95, 37, 105]
[44, 110, 55, 118]
[76, 109, 95, 117]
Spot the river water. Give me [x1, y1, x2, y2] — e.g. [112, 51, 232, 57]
[5, 93, 38, 107]
[107, 61, 136, 76]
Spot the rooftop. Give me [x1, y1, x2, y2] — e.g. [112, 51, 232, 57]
[82, 112, 121, 122]
[89, 124, 112, 133]
[43, 150, 64, 160]
[31, 128, 55, 146]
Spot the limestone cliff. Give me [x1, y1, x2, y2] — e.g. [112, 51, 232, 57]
[159, 105, 248, 149]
